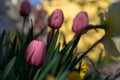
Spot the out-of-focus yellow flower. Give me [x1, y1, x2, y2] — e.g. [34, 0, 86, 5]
[45, 74, 55, 80]
[80, 59, 89, 79]
[68, 59, 89, 80]
[10, 30, 16, 39]
[9, 31, 20, 45]
[80, 59, 89, 71]
[68, 71, 81, 80]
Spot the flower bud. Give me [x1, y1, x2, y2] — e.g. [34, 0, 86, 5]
[72, 11, 89, 33]
[19, 0, 31, 17]
[48, 9, 64, 29]
[25, 40, 45, 67]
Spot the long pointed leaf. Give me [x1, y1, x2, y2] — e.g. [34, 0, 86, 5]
[0, 30, 6, 50]
[1, 56, 16, 80]
[54, 41, 73, 77]
[41, 30, 59, 70]
[33, 68, 41, 80]
[9, 36, 17, 59]
[57, 70, 69, 80]
[38, 43, 60, 80]
[97, 50, 103, 66]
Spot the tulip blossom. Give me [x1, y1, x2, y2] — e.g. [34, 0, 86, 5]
[72, 11, 89, 34]
[19, 0, 31, 17]
[48, 9, 64, 29]
[25, 40, 45, 67]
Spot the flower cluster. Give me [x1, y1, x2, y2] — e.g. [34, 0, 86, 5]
[1, 1, 120, 80]
[25, 9, 89, 67]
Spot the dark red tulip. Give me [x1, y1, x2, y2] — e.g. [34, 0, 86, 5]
[72, 11, 89, 34]
[19, 0, 31, 17]
[48, 9, 64, 29]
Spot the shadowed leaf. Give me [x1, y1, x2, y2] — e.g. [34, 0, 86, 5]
[1, 56, 16, 80]
[0, 30, 6, 50]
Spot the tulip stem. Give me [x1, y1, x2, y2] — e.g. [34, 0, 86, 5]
[22, 17, 26, 36]
[29, 68, 33, 80]
[69, 34, 105, 70]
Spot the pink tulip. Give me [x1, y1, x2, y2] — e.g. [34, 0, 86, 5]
[48, 9, 64, 29]
[19, 0, 31, 17]
[72, 11, 89, 34]
[25, 40, 45, 67]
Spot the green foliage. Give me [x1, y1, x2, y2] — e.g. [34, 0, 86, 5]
[0, 14, 119, 80]
[0, 23, 111, 80]
[1, 56, 16, 80]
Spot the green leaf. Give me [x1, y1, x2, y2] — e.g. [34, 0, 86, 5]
[61, 31, 66, 47]
[56, 34, 81, 74]
[97, 50, 103, 66]
[50, 43, 61, 76]
[55, 41, 74, 76]
[33, 68, 41, 80]
[0, 30, 6, 50]
[84, 72, 95, 80]
[24, 24, 33, 47]
[46, 30, 59, 60]
[63, 34, 81, 69]
[70, 34, 81, 53]
[57, 68, 69, 80]
[8, 36, 17, 60]
[16, 30, 23, 43]
[86, 56, 106, 80]
[15, 20, 34, 80]
[1, 56, 16, 80]
[54, 41, 73, 77]
[37, 43, 60, 80]
[69, 35, 104, 70]
[41, 30, 59, 70]
[7, 68, 17, 80]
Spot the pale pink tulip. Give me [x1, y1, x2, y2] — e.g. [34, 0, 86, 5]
[72, 11, 89, 33]
[25, 40, 45, 67]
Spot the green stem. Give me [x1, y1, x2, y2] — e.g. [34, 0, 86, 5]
[22, 17, 26, 36]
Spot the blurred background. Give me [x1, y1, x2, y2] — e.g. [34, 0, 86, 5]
[0, 0, 117, 61]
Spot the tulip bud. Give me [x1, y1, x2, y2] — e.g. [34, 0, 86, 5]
[47, 29, 54, 46]
[19, 0, 31, 17]
[48, 9, 64, 29]
[25, 40, 45, 67]
[72, 11, 89, 34]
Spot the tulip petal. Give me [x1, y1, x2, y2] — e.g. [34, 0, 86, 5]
[25, 40, 36, 63]
[31, 41, 45, 66]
